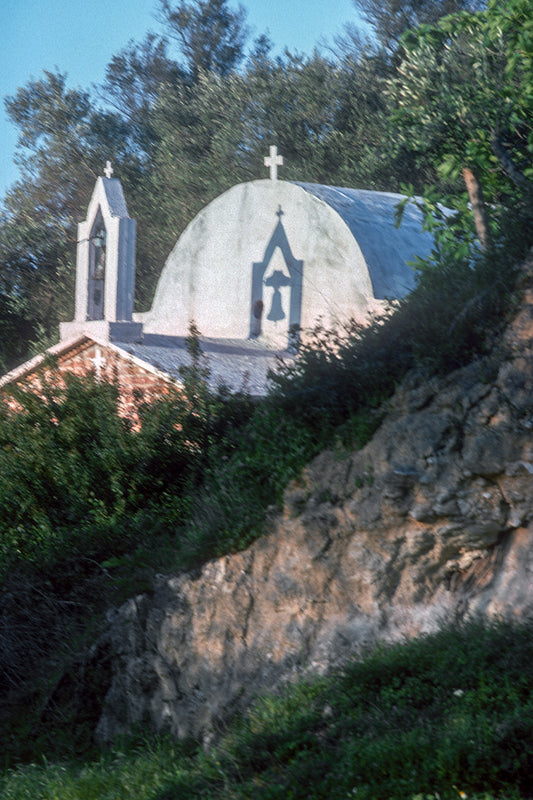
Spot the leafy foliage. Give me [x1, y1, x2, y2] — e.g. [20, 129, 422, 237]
[0, 343, 316, 583]
[2, 621, 533, 798]
[99, 33, 184, 158]
[0, 322, 255, 582]
[0, 373, 187, 576]
[351, 0, 486, 53]
[159, 0, 250, 80]
[213, 622, 533, 799]
[389, 0, 533, 225]
[185, 403, 315, 560]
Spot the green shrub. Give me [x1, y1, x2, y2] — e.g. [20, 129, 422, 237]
[269, 208, 533, 441]
[212, 622, 533, 799]
[2, 622, 531, 799]
[0, 332, 260, 583]
[0, 372, 199, 578]
[185, 403, 316, 560]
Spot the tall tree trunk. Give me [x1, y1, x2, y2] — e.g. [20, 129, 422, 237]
[462, 166, 490, 251]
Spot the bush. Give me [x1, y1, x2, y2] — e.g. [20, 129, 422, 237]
[2, 622, 532, 799]
[213, 621, 533, 799]
[185, 403, 316, 559]
[0, 372, 199, 577]
[269, 207, 533, 440]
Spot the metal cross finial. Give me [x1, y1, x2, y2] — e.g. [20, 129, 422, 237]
[264, 145, 283, 181]
[104, 160, 114, 179]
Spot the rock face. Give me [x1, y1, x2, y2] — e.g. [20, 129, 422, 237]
[95, 257, 533, 746]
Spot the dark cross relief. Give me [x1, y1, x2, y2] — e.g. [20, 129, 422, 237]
[250, 205, 303, 347]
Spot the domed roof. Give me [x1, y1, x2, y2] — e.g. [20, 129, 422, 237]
[295, 183, 430, 298]
[141, 179, 433, 349]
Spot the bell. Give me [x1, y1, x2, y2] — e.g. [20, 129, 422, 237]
[92, 227, 106, 249]
[267, 288, 285, 321]
[265, 269, 291, 322]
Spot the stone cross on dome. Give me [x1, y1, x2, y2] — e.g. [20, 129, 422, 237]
[264, 146, 284, 181]
[104, 160, 114, 179]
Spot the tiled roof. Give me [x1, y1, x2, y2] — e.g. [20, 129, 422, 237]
[295, 184, 435, 299]
[116, 335, 290, 396]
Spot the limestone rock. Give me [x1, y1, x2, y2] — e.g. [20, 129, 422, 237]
[94, 254, 533, 746]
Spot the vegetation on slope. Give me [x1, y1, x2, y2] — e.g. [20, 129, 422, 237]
[2, 622, 533, 799]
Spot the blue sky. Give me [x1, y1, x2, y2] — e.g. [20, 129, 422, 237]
[0, 0, 361, 200]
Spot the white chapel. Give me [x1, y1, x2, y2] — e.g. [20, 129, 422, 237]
[139, 148, 434, 350]
[4, 150, 437, 397]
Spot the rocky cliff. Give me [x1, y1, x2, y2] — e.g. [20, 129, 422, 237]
[94, 254, 533, 746]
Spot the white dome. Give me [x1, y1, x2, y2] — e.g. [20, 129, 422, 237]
[142, 179, 432, 349]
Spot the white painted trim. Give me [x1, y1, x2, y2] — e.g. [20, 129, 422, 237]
[0, 335, 183, 391]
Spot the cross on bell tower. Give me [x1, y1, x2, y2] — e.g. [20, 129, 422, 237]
[264, 146, 284, 181]
[104, 160, 114, 179]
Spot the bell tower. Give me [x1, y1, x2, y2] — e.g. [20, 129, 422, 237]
[60, 161, 143, 343]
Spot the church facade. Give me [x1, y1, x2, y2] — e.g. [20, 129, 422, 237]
[1, 150, 435, 402]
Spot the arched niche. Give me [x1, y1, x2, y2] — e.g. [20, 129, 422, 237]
[87, 212, 107, 321]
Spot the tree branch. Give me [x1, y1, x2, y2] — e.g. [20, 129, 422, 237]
[491, 130, 533, 193]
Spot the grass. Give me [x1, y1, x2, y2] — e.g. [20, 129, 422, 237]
[1, 621, 532, 799]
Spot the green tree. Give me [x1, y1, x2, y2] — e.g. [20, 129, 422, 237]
[100, 33, 184, 160]
[389, 0, 533, 247]
[330, 50, 431, 191]
[0, 292, 35, 373]
[159, 0, 249, 81]
[242, 52, 343, 184]
[0, 201, 72, 366]
[348, 0, 486, 54]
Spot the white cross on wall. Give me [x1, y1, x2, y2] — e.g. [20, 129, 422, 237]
[104, 160, 114, 179]
[264, 145, 284, 181]
[90, 347, 106, 380]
